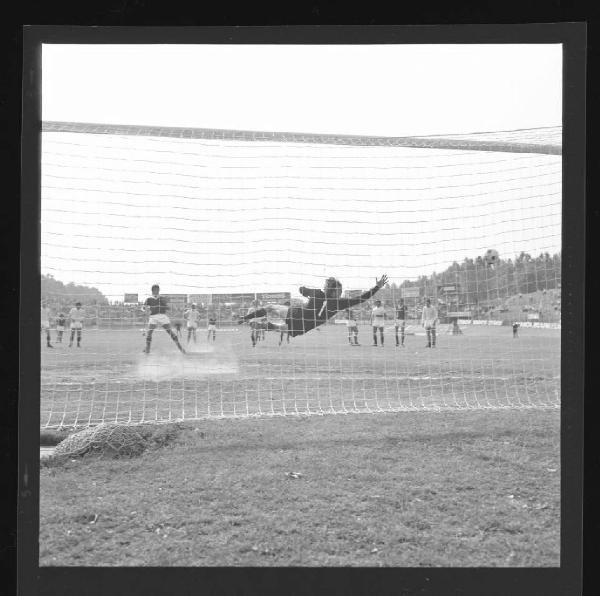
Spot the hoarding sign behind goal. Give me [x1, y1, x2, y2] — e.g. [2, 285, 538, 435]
[256, 292, 291, 303]
[401, 287, 420, 298]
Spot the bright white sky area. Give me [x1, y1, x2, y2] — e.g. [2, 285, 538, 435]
[41, 44, 562, 300]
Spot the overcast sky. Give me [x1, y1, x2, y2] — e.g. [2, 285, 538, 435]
[41, 44, 562, 300]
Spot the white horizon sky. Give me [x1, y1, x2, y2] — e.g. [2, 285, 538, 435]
[42, 44, 562, 136]
[41, 44, 562, 300]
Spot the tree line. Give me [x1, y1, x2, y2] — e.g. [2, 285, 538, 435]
[376, 251, 561, 306]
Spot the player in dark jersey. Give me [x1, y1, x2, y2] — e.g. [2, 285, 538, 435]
[173, 320, 183, 338]
[394, 299, 407, 347]
[278, 301, 292, 346]
[239, 275, 388, 337]
[55, 313, 66, 343]
[207, 315, 217, 342]
[142, 285, 186, 354]
[246, 300, 263, 347]
[512, 322, 520, 338]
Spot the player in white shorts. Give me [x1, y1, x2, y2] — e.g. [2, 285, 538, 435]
[346, 308, 359, 346]
[278, 301, 292, 346]
[68, 302, 85, 347]
[41, 303, 53, 348]
[207, 315, 217, 342]
[142, 284, 186, 354]
[184, 303, 200, 344]
[421, 298, 438, 348]
[370, 300, 386, 346]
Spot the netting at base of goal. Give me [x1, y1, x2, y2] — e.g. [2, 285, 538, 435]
[41, 122, 561, 430]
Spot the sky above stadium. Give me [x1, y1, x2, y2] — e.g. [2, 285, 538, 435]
[43, 44, 562, 136]
[41, 44, 562, 300]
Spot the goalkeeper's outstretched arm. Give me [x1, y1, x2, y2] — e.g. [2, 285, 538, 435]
[339, 274, 388, 309]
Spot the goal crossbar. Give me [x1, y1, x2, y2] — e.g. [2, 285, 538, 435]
[42, 121, 562, 155]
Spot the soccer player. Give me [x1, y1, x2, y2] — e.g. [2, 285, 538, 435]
[207, 314, 217, 342]
[370, 300, 386, 346]
[239, 275, 388, 339]
[184, 303, 200, 344]
[173, 320, 183, 339]
[421, 298, 438, 348]
[247, 300, 262, 347]
[142, 285, 186, 354]
[41, 302, 53, 348]
[68, 302, 85, 348]
[346, 309, 359, 346]
[512, 322, 520, 338]
[55, 312, 66, 343]
[248, 319, 262, 346]
[452, 318, 463, 335]
[394, 299, 406, 347]
[279, 302, 292, 346]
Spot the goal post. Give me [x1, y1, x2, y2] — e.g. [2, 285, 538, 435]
[41, 122, 561, 429]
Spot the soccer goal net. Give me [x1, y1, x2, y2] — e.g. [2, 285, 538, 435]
[41, 122, 561, 429]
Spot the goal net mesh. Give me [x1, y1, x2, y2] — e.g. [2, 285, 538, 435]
[41, 122, 561, 430]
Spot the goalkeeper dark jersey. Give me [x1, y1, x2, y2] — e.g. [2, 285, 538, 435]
[285, 285, 381, 337]
[145, 295, 169, 315]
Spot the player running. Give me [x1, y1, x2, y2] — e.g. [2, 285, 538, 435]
[55, 312, 66, 343]
[68, 302, 85, 348]
[394, 299, 406, 347]
[346, 309, 359, 346]
[41, 302, 53, 348]
[421, 298, 438, 348]
[184, 303, 200, 344]
[207, 315, 217, 342]
[239, 275, 388, 338]
[142, 285, 186, 354]
[370, 300, 386, 346]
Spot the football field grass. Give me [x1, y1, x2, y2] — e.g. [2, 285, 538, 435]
[40, 409, 560, 567]
[39, 323, 561, 566]
[40, 323, 560, 429]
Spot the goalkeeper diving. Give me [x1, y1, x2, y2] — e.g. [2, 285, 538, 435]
[239, 275, 388, 337]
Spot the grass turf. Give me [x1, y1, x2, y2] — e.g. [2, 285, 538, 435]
[39, 409, 560, 567]
[40, 324, 560, 429]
